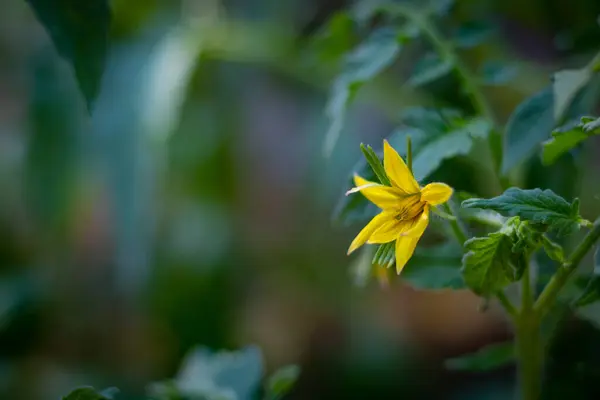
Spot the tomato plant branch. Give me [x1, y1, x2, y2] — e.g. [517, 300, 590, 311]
[534, 217, 600, 316]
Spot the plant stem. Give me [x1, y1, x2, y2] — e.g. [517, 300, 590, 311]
[443, 201, 468, 246]
[516, 257, 543, 400]
[496, 290, 517, 318]
[534, 218, 600, 316]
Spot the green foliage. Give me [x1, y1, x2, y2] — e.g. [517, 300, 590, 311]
[324, 27, 402, 155]
[149, 346, 264, 400]
[388, 109, 491, 181]
[445, 342, 515, 371]
[62, 387, 117, 400]
[462, 230, 521, 296]
[574, 248, 600, 307]
[552, 67, 594, 122]
[25, 0, 111, 109]
[408, 53, 453, 87]
[265, 365, 301, 400]
[542, 116, 600, 165]
[462, 188, 584, 236]
[453, 21, 493, 48]
[479, 61, 517, 85]
[402, 243, 465, 290]
[502, 87, 554, 173]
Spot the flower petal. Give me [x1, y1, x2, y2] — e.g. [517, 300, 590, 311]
[400, 206, 430, 238]
[347, 211, 391, 255]
[394, 235, 421, 275]
[383, 140, 420, 194]
[394, 209, 429, 274]
[368, 218, 410, 244]
[347, 174, 401, 210]
[421, 182, 453, 205]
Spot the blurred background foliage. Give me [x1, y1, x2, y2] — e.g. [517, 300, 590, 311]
[1, 0, 600, 399]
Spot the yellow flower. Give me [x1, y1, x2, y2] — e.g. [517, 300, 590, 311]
[347, 140, 453, 274]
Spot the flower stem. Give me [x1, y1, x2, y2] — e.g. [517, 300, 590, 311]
[534, 218, 600, 316]
[443, 200, 468, 246]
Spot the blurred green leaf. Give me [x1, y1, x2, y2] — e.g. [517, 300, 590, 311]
[574, 248, 600, 307]
[25, 0, 111, 109]
[462, 231, 519, 296]
[408, 53, 453, 87]
[445, 342, 515, 371]
[388, 114, 487, 181]
[324, 27, 402, 155]
[62, 387, 117, 400]
[26, 51, 84, 238]
[462, 188, 584, 236]
[553, 67, 594, 122]
[502, 87, 554, 173]
[150, 346, 263, 400]
[542, 117, 600, 165]
[312, 11, 356, 64]
[402, 243, 465, 290]
[479, 61, 517, 85]
[265, 365, 301, 400]
[453, 21, 493, 48]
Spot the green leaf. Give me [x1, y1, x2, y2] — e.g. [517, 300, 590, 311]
[25, 0, 111, 110]
[453, 22, 493, 48]
[542, 117, 600, 165]
[462, 187, 584, 235]
[25, 51, 84, 240]
[324, 27, 402, 155]
[312, 12, 356, 64]
[541, 235, 565, 263]
[445, 342, 515, 371]
[479, 61, 517, 85]
[266, 365, 301, 400]
[402, 243, 466, 290]
[462, 231, 520, 296]
[408, 53, 453, 87]
[553, 67, 593, 122]
[63, 387, 116, 400]
[149, 346, 264, 400]
[388, 115, 487, 181]
[502, 87, 554, 173]
[574, 248, 600, 307]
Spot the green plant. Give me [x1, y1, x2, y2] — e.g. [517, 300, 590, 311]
[329, 1, 600, 399]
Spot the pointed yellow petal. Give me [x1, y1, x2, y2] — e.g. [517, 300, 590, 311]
[347, 211, 391, 255]
[421, 182, 453, 205]
[395, 234, 423, 275]
[368, 218, 409, 244]
[383, 140, 420, 194]
[394, 208, 429, 274]
[400, 206, 430, 238]
[348, 174, 401, 210]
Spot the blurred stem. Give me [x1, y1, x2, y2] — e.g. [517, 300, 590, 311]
[442, 200, 468, 246]
[496, 291, 517, 318]
[534, 217, 600, 316]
